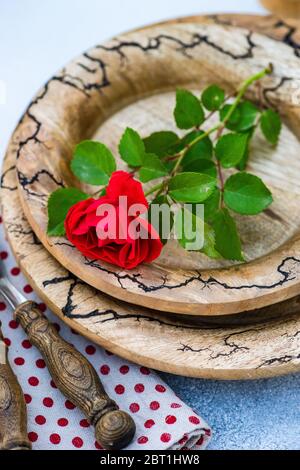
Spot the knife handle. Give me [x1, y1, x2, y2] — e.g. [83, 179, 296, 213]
[0, 323, 31, 450]
[15, 301, 135, 450]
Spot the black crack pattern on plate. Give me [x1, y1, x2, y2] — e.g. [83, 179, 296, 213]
[96, 30, 256, 61]
[5, 219, 42, 246]
[83, 256, 300, 294]
[17, 168, 64, 200]
[1, 165, 17, 191]
[275, 20, 300, 58]
[178, 343, 211, 354]
[256, 352, 300, 368]
[262, 76, 292, 108]
[42, 273, 202, 329]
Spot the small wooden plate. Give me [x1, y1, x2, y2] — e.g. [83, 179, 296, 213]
[2, 14, 300, 379]
[13, 15, 300, 316]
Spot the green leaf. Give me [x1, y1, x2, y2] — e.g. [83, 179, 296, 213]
[260, 109, 281, 145]
[201, 223, 221, 259]
[212, 208, 244, 261]
[175, 207, 204, 251]
[174, 89, 205, 129]
[224, 172, 273, 215]
[175, 208, 220, 257]
[169, 172, 216, 203]
[148, 195, 174, 245]
[139, 153, 168, 183]
[220, 104, 241, 128]
[203, 188, 221, 222]
[181, 132, 213, 168]
[119, 127, 145, 167]
[47, 188, 89, 236]
[171, 131, 213, 162]
[215, 133, 248, 168]
[71, 140, 116, 185]
[201, 84, 225, 111]
[235, 127, 255, 171]
[220, 101, 258, 132]
[182, 159, 217, 178]
[143, 131, 179, 157]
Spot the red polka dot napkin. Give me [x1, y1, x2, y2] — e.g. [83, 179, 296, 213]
[0, 220, 211, 450]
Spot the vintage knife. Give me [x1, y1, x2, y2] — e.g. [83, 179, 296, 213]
[0, 259, 136, 450]
[0, 321, 31, 450]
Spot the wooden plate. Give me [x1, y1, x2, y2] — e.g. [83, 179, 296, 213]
[2, 14, 300, 379]
[12, 15, 300, 316]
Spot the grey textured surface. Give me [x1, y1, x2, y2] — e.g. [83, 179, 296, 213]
[161, 372, 300, 450]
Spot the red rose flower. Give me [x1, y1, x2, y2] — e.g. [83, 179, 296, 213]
[64, 171, 163, 269]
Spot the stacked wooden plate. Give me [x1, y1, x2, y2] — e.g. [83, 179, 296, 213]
[2, 13, 300, 379]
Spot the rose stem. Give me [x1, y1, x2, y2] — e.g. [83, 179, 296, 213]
[145, 64, 273, 198]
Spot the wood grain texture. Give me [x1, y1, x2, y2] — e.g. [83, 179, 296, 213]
[1, 12, 300, 380]
[261, 0, 300, 18]
[0, 325, 31, 450]
[13, 15, 300, 316]
[15, 301, 135, 450]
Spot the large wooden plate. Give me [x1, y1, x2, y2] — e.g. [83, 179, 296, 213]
[1, 14, 300, 379]
[12, 15, 300, 316]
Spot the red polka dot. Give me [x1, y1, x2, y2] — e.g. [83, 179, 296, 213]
[22, 339, 32, 349]
[205, 428, 211, 436]
[0, 251, 8, 260]
[14, 357, 25, 366]
[150, 401, 160, 411]
[38, 303, 47, 312]
[65, 400, 75, 410]
[179, 435, 188, 445]
[144, 419, 155, 429]
[24, 394, 32, 404]
[72, 437, 83, 448]
[85, 345, 96, 355]
[50, 433, 61, 445]
[80, 419, 90, 428]
[129, 403, 140, 413]
[58, 418, 68, 427]
[43, 397, 53, 408]
[11, 267, 20, 276]
[115, 384, 125, 395]
[134, 383, 144, 393]
[165, 415, 177, 425]
[4, 338, 11, 347]
[196, 436, 204, 446]
[140, 366, 150, 375]
[28, 432, 38, 442]
[53, 323, 60, 332]
[171, 402, 182, 409]
[100, 364, 110, 375]
[0, 216, 2, 223]
[137, 436, 148, 444]
[9, 320, 18, 329]
[28, 376, 39, 386]
[95, 441, 103, 450]
[0, 301, 6, 311]
[36, 358, 46, 368]
[23, 284, 33, 294]
[189, 416, 200, 425]
[155, 384, 166, 393]
[50, 380, 57, 389]
[119, 365, 129, 374]
[160, 433, 171, 443]
[35, 415, 46, 425]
